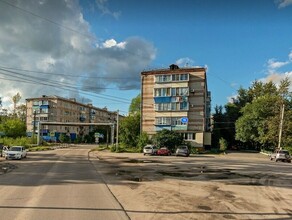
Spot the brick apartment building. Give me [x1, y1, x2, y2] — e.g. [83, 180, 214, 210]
[26, 95, 117, 141]
[141, 64, 211, 148]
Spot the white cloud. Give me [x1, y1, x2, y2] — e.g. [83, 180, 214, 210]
[267, 58, 289, 71]
[0, 0, 156, 109]
[102, 39, 126, 49]
[175, 57, 195, 67]
[260, 72, 292, 89]
[261, 50, 292, 90]
[275, 0, 292, 8]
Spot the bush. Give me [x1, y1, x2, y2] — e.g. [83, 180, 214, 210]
[0, 137, 34, 147]
[219, 138, 228, 152]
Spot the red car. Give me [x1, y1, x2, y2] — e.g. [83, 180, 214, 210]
[157, 147, 171, 156]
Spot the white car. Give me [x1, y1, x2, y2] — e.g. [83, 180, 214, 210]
[5, 146, 27, 160]
[143, 145, 158, 155]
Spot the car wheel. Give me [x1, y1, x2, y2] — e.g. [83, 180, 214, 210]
[143, 153, 145, 156]
[275, 159, 278, 162]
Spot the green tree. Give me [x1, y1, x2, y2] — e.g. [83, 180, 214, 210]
[0, 118, 26, 138]
[153, 129, 183, 152]
[16, 104, 26, 122]
[129, 94, 141, 114]
[235, 79, 292, 151]
[137, 132, 150, 150]
[12, 92, 22, 116]
[119, 113, 140, 147]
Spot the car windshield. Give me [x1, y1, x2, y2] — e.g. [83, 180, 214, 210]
[178, 146, 187, 149]
[279, 151, 289, 154]
[144, 147, 151, 150]
[10, 147, 22, 151]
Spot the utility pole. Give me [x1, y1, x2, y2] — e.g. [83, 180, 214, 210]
[277, 103, 285, 150]
[32, 110, 36, 143]
[116, 110, 119, 152]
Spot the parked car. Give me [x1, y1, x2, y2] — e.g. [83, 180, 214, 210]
[5, 146, 27, 160]
[175, 145, 190, 157]
[143, 145, 158, 155]
[270, 149, 291, 163]
[157, 147, 171, 156]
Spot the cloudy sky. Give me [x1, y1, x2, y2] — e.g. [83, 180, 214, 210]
[0, 0, 292, 114]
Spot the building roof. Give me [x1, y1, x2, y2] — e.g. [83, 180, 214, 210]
[25, 95, 117, 114]
[141, 66, 206, 76]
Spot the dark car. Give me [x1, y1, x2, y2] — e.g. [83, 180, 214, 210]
[157, 147, 171, 156]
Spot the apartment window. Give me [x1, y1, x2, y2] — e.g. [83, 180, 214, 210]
[155, 103, 171, 111]
[155, 75, 171, 83]
[182, 133, 194, 140]
[171, 87, 189, 96]
[156, 74, 189, 82]
[180, 74, 188, 81]
[171, 117, 188, 126]
[180, 102, 189, 110]
[154, 88, 171, 97]
[155, 117, 171, 125]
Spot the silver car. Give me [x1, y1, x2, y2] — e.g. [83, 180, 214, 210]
[270, 150, 291, 163]
[143, 145, 158, 155]
[175, 145, 190, 157]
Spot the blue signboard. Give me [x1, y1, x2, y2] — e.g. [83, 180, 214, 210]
[181, 117, 188, 123]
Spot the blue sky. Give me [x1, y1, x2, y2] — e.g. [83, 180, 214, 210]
[0, 0, 292, 114]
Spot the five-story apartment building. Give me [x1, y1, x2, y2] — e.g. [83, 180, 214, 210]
[141, 64, 211, 148]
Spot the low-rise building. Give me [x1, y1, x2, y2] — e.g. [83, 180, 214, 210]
[26, 95, 117, 141]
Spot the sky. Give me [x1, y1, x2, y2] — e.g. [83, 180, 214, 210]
[0, 0, 292, 115]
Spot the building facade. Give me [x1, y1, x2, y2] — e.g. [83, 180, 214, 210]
[26, 95, 117, 141]
[141, 64, 211, 148]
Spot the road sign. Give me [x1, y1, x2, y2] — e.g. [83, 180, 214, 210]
[94, 133, 104, 138]
[181, 117, 188, 123]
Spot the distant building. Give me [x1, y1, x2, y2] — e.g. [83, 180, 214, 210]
[141, 64, 211, 148]
[26, 95, 117, 141]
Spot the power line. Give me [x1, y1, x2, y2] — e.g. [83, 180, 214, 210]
[0, 71, 132, 105]
[0, 65, 136, 80]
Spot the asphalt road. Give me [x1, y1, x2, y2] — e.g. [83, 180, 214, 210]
[0, 146, 129, 220]
[91, 151, 292, 220]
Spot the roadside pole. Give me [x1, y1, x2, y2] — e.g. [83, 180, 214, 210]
[277, 103, 285, 150]
[116, 110, 119, 152]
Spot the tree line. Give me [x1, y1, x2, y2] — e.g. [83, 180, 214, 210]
[212, 78, 292, 152]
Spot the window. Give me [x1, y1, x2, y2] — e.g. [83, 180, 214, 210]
[171, 117, 188, 126]
[155, 117, 171, 125]
[182, 133, 194, 140]
[154, 88, 171, 97]
[156, 73, 189, 82]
